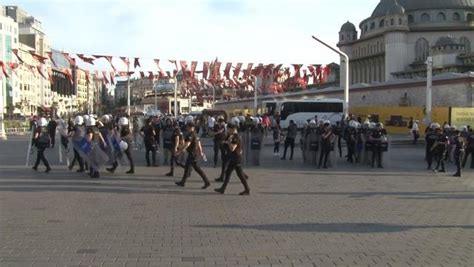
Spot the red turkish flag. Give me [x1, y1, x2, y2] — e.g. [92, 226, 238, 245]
[102, 71, 109, 84]
[243, 63, 253, 79]
[292, 64, 302, 81]
[29, 51, 48, 64]
[263, 64, 274, 78]
[77, 54, 95, 65]
[0, 61, 9, 78]
[190, 61, 198, 79]
[139, 71, 145, 79]
[8, 62, 19, 70]
[212, 61, 221, 80]
[110, 72, 115, 85]
[202, 62, 210, 80]
[252, 64, 264, 76]
[233, 63, 242, 79]
[223, 63, 232, 79]
[134, 58, 141, 68]
[85, 70, 90, 83]
[180, 60, 188, 78]
[64, 69, 73, 84]
[11, 49, 24, 64]
[148, 71, 154, 80]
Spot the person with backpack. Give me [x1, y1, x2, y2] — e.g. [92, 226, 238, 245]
[32, 117, 51, 173]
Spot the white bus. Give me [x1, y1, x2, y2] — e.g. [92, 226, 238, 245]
[275, 99, 344, 129]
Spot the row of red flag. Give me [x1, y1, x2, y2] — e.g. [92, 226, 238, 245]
[1, 49, 332, 94]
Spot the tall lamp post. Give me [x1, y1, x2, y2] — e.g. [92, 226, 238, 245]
[0, 76, 7, 140]
[174, 72, 183, 118]
[425, 56, 433, 125]
[312, 36, 350, 119]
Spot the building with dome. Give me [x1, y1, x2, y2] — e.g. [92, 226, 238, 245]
[337, 0, 473, 85]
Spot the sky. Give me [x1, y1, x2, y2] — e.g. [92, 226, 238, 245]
[5, 0, 379, 71]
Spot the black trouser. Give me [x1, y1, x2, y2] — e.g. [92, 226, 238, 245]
[434, 151, 445, 171]
[111, 148, 134, 171]
[347, 141, 355, 163]
[337, 136, 342, 158]
[181, 154, 209, 184]
[454, 152, 463, 175]
[34, 146, 50, 169]
[274, 141, 280, 153]
[220, 158, 249, 192]
[213, 139, 224, 166]
[462, 147, 474, 168]
[282, 138, 295, 159]
[71, 148, 85, 170]
[413, 132, 419, 144]
[169, 151, 185, 172]
[145, 144, 156, 166]
[372, 143, 382, 167]
[427, 148, 434, 169]
[318, 144, 331, 168]
[49, 133, 56, 147]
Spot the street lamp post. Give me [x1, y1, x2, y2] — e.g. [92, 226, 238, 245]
[0, 76, 7, 140]
[174, 76, 178, 118]
[312, 36, 350, 119]
[425, 56, 433, 125]
[127, 65, 131, 117]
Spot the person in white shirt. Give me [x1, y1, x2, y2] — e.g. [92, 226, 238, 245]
[412, 120, 420, 144]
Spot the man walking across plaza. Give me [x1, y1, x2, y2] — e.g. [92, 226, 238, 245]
[452, 129, 465, 177]
[215, 124, 250, 195]
[175, 122, 210, 189]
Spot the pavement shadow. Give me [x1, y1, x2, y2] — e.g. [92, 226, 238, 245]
[260, 191, 474, 200]
[194, 222, 474, 233]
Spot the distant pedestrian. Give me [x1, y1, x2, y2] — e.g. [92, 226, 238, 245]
[411, 120, 420, 144]
[281, 120, 297, 160]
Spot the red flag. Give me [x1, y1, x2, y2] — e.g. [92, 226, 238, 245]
[27, 65, 36, 77]
[252, 64, 264, 76]
[263, 64, 274, 78]
[292, 64, 302, 82]
[85, 70, 90, 83]
[0, 61, 9, 78]
[109, 72, 115, 85]
[29, 51, 48, 64]
[243, 63, 253, 79]
[120, 57, 130, 68]
[102, 71, 109, 84]
[212, 62, 221, 80]
[46, 52, 57, 67]
[36, 66, 47, 79]
[8, 62, 19, 70]
[134, 58, 141, 68]
[190, 61, 198, 79]
[316, 65, 322, 83]
[223, 63, 232, 79]
[62, 53, 76, 66]
[77, 54, 95, 65]
[64, 69, 73, 84]
[308, 65, 317, 84]
[180, 60, 188, 78]
[139, 71, 145, 78]
[48, 68, 54, 84]
[202, 62, 210, 80]
[148, 71, 154, 80]
[169, 60, 178, 71]
[233, 63, 242, 79]
[11, 49, 24, 64]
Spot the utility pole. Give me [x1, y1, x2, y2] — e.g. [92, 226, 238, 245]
[425, 56, 433, 124]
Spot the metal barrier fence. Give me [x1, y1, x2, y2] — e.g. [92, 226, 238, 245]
[5, 127, 30, 135]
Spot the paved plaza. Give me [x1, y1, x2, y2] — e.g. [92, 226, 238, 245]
[0, 136, 473, 266]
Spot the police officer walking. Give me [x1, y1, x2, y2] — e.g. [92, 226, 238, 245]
[140, 117, 158, 167]
[165, 125, 185, 177]
[214, 124, 250, 195]
[453, 130, 465, 177]
[431, 124, 448, 173]
[32, 117, 52, 173]
[213, 117, 227, 168]
[462, 127, 474, 169]
[318, 122, 334, 169]
[175, 122, 210, 189]
[69, 115, 86, 173]
[107, 117, 135, 174]
[281, 120, 297, 160]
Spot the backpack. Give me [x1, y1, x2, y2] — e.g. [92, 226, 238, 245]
[38, 128, 50, 146]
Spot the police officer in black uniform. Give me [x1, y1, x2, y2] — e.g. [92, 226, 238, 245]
[370, 123, 384, 168]
[69, 116, 85, 172]
[32, 117, 51, 173]
[431, 125, 448, 173]
[107, 117, 135, 174]
[214, 124, 250, 195]
[165, 125, 185, 177]
[453, 130, 465, 177]
[462, 128, 474, 169]
[213, 117, 227, 168]
[162, 118, 174, 165]
[318, 122, 333, 169]
[140, 117, 158, 167]
[175, 122, 210, 189]
[425, 124, 438, 170]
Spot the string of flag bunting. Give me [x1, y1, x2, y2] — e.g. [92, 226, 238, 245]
[0, 49, 332, 99]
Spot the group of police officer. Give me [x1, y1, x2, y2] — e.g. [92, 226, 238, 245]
[425, 123, 474, 177]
